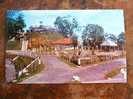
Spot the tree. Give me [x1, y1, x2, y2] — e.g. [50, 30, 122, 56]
[7, 10, 21, 18]
[54, 16, 78, 37]
[7, 18, 17, 39]
[7, 11, 26, 40]
[82, 24, 104, 52]
[83, 39, 89, 49]
[117, 32, 125, 49]
[105, 33, 117, 42]
[72, 34, 78, 50]
[16, 15, 26, 32]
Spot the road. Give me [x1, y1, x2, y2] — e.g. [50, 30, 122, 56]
[6, 50, 127, 83]
[73, 58, 126, 83]
[21, 55, 74, 83]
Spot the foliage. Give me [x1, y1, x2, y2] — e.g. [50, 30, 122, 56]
[71, 34, 78, 49]
[104, 33, 117, 42]
[30, 32, 64, 40]
[6, 40, 21, 50]
[43, 32, 64, 40]
[7, 11, 26, 40]
[82, 24, 104, 49]
[104, 32, 125, 49]
[117, 32, 125, 48]
[7, 10, 21, 18]
[16, 64, 44, 83]
[104, 68, 121, 79]
[13, 56, 33, 73]
[54, 16, 78, 37]
[11, 55, 44, 83]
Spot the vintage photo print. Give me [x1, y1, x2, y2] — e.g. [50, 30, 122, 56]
[5, 10, 127, 84]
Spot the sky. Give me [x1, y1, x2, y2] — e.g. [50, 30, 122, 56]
[13, 10, 125, 37]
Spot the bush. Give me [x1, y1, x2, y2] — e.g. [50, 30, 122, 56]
[13, 56, 33, 73]
[16, 64, 44, 83]
[104, 68, 121, 79]
[7, 40, 21, 50]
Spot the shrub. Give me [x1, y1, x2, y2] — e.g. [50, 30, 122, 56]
[7, 40, 21, 50]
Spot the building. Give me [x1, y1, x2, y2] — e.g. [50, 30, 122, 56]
[29, 25, 58, 33]
[51, 38, 75, 51]
[100, 39, 118, 51]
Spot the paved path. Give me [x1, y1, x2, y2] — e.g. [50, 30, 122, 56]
[6, 50, 127, 83]
[21, 56, 126, 84]
[73, 58, 126, 83]
[21, 55, 73, 84]
[6, 59, 16, 82]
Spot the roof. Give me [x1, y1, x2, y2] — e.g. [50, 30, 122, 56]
[30, 25, 58, 33]
[101, 40, 117, 46]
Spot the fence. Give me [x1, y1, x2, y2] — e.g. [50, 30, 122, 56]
[59, 51, 124, 66]
[18, 57, 40, 77]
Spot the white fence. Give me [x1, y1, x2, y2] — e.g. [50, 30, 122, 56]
[18, 57, 41, 77]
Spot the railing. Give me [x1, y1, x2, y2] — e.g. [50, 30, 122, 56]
[60, 51, 124, 66]
[77, 55, 98, 66]
[18, 57, 40, 77]
[6, 50, 42, 78]
[12, 56, 19, 61]
[60, 52, 72, 62]
[6, 50, 38, 58]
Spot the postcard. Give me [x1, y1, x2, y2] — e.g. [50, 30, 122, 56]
[5, 10, 127, 84]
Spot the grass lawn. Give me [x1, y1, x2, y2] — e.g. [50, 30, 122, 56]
[104, 68, 121, 79]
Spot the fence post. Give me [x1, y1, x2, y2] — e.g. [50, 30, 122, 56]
[78, 58, 80, 66]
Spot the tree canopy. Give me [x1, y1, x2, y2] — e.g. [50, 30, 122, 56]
[54, 16, 78, 37]
[117, 32, 125, 48]
[82, 24, 104, 49]
[105, 32, 125, 48]
[7, 11, 26, 40]
[104, 33, 117, 42]
[71, 34, 78, 49]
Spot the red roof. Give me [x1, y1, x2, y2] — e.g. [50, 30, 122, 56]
[51, 38, 73, 45]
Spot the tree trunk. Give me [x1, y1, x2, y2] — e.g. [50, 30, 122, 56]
[92, 47, 95, 55]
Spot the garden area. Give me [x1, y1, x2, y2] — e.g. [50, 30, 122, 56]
[58, 48, 126, 67]
[6, 54, 44, 83]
